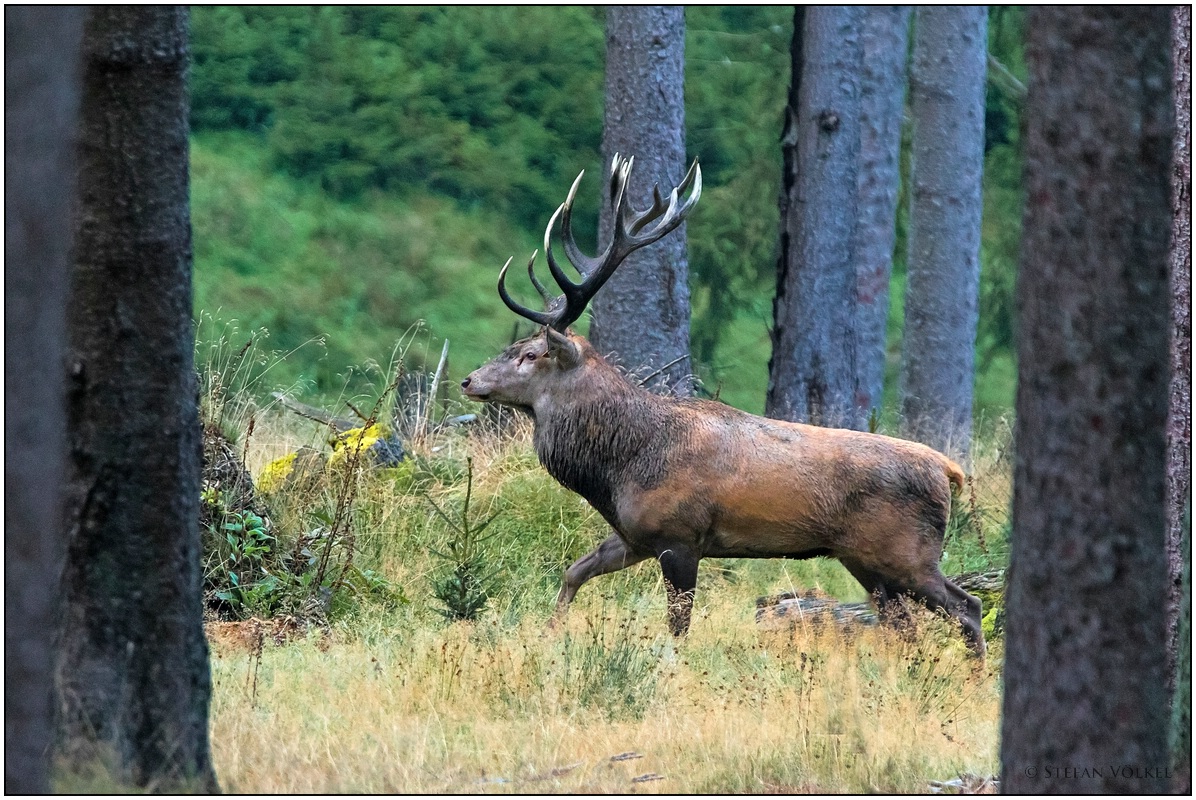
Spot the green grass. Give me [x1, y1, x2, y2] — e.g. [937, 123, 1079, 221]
[193, 130, 543, 398]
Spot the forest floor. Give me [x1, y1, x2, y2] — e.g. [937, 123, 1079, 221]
[200, 376, 1011, 792]
[207, 596, 1002, 793]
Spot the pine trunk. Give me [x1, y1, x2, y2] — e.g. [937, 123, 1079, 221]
[4, 8, 86, 793]
[57, 7, 218, 791]
[1167, 6, 1192, 792]
[900, 7, 987, 456]
[767, 6, 803, 417]
[590, 6, 691, 394]
[1166, 2, 1192, 688]
[766, 6, 863, 427]
[1000, 7, 1173, 793]
[854, 6, 911, 424]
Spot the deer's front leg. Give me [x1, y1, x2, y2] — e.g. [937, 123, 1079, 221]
[657, 544, 700, 637]
[550, 531, 649, 628]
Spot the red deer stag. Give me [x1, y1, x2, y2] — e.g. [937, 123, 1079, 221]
[461, 155, 984, 657]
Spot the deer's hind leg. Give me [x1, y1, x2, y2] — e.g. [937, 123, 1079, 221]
[842, 504, 984, 657]
[550, 531, 649, 627]
[899, 571, 986, 659]
[943, 577, 985, 655]
[840, 557, 914, 629]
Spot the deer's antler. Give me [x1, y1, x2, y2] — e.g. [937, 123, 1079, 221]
[497, 153, 701, 332]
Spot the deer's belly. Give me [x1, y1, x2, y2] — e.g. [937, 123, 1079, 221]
[704, 516, 832, 559]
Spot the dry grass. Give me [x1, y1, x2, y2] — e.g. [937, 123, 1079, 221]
[204, 405, 1008, 793]
[209, 592, 1001, 793]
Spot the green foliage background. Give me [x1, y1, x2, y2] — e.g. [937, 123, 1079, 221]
[191, 6, 1025, 416]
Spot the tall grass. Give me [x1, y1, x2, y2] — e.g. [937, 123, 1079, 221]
[209, 595, 1000, 793]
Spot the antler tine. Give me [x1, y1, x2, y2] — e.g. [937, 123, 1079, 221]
[626, 184, 669, 236]
[542, 202, 572, 287]
[583, 155, 637, 263]
[608, 152, 622, 210]
[624, 158, 702, 246]
[525, 249, 554, 305]
[629, 157, 698, 233]
[557, 169, 614, 280]
[497, 255, 556, 328]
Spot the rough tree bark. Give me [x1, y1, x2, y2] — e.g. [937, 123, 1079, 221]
[1000, 7, 1173, 793]
[4, 7, 86, 794]
[766, 6, 864, 427]
[589, 6, 691, 394]
[900, 7, 987, 456]
[767, 6, 804, 416]
[1167, 6, 1191, 792]
[1167, 2, 1192, 683]
[854, 6, 912, 424]
[56, 7, 218, 791]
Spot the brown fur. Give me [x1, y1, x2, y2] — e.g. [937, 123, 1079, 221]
[462, 330, 983, 656]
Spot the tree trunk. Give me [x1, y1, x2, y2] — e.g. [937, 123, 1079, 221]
[590, 5, 691, 395]
[4, 8, 86, 794]
[57, 7, 218, 791]
[854, 6, 911, 425]
[767, 6, 803, 417]
[1167, 1, 1192, 685]
[1167, 6, 1192, 792]
[900, 7, 987, 456]
[1000, 7, 1173, 793]
[766, 6, 864, 427]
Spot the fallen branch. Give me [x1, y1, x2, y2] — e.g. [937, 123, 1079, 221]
[636, 354, 689, 389]
[271, 392, 357, 432]
[419, 339, 450, 441]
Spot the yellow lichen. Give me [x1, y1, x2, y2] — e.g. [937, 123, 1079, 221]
[328, 424, 388, 470]
[257, 452, 298, 494]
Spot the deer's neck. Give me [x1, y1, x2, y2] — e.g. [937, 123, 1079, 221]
[531, 368, 670, 523]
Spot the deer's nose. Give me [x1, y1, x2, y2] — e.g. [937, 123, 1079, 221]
[460, 377, 472, 389]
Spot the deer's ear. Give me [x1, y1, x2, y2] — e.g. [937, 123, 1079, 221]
[544, 327, 581, 368]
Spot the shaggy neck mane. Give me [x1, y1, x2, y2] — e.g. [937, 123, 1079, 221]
[532, 355, 674, 523]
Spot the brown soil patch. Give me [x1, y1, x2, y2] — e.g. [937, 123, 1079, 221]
[205, 616, 328, 656]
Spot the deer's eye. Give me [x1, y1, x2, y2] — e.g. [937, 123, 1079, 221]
[523, 352, 537, 363]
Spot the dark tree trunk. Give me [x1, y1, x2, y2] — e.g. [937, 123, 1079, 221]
[854, 6, 911, 424]
[1000, 7, 1173, 793]
[4, 7, 86, 794]
[900, 7, 987, 456]
[767, 6, 804, 418]
[766, 6, 864, 427]
[590, 5, 691, 395]
[1166, 2, 1193, 683]
[1167, 6, 1192, 793]
[56, 7, 218, 791]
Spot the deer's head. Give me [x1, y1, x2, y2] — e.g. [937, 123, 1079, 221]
[461, 154, 701, 411]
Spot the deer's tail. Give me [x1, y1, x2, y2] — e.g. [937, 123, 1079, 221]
[943, 458, 966, 495]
